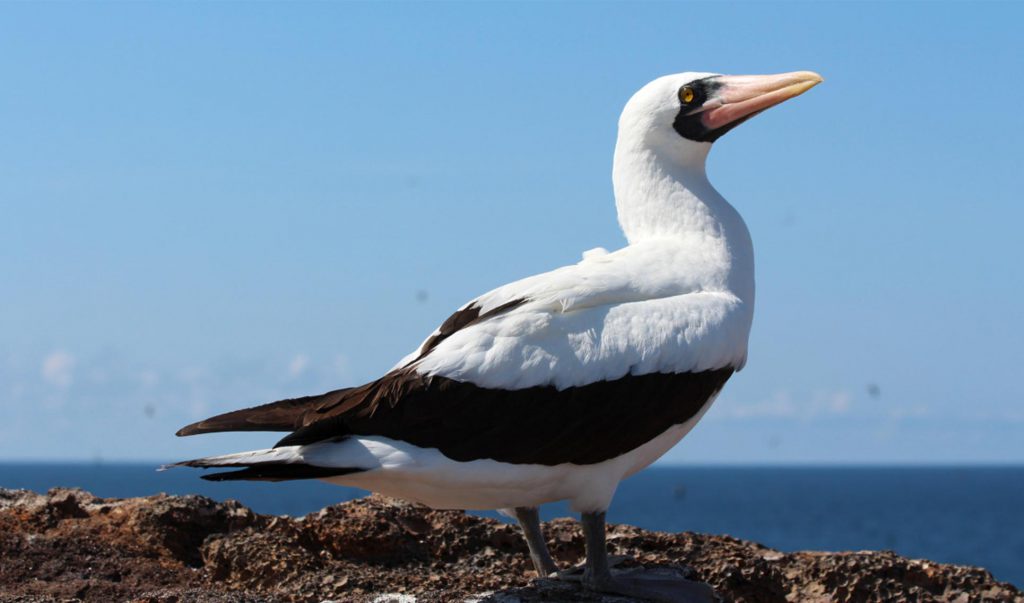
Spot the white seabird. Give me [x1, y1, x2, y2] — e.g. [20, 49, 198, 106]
[172, 70, 822, 601]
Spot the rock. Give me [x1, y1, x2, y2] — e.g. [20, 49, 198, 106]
[0, 488, 1018, 603]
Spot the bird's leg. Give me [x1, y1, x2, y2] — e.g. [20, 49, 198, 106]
[513, 506, 558, 577]
[580, 510, 717, 603]
[581, 510, 611, 581]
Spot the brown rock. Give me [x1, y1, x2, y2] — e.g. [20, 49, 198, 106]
[0, 488, 1019, 603]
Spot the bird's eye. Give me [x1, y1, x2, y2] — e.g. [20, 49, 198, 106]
[679, 86, 695, 104]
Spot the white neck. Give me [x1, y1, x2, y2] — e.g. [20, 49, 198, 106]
[612, 130, 755, 300]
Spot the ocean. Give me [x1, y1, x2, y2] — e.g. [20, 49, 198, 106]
[2, 464, 1021, 589]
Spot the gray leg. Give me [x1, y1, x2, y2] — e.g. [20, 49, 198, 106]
[580, 510, 612, 588]
[513, 506, 558, 577]
[580, 510, 717, 603]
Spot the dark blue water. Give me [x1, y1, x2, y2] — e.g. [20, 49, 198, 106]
[2, 464, 1021, 588]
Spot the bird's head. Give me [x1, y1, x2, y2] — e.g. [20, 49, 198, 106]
[618, 70, 823, 163]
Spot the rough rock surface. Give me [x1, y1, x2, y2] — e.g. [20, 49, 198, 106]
[0, 487, 1019, 603]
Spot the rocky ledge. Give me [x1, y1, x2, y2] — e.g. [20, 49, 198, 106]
[0, 488, 1019, 603]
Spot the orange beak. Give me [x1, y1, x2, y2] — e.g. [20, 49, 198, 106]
[696, 71, 823, 130]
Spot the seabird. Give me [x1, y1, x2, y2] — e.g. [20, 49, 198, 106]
[171, 70, 822, 601]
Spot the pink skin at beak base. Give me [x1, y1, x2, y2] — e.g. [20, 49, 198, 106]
[701, 71, 823, 131]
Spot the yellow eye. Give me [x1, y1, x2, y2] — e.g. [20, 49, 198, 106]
[680, 86, 695, 104]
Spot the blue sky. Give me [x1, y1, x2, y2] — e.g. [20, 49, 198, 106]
[2, 2, 1022, 464]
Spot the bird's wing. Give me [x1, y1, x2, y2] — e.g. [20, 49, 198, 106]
[405, 240, 750, 389]
[177, 242, 750, 464]
[395, 240, 716, 367]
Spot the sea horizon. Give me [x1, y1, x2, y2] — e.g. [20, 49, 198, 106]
[6, 459, 1024, 468]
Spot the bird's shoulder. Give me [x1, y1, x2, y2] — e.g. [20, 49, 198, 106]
[396, 242, 686, 365]
[402, 240, 750, 389]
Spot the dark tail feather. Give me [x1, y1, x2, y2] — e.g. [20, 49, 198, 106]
[199, 463, 361, 482]
[176, 388, 354, 436]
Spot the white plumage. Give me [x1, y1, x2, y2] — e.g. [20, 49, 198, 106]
[174, 69, 821, 601]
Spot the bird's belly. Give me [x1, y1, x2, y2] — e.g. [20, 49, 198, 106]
[322, 393, 719, 512]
